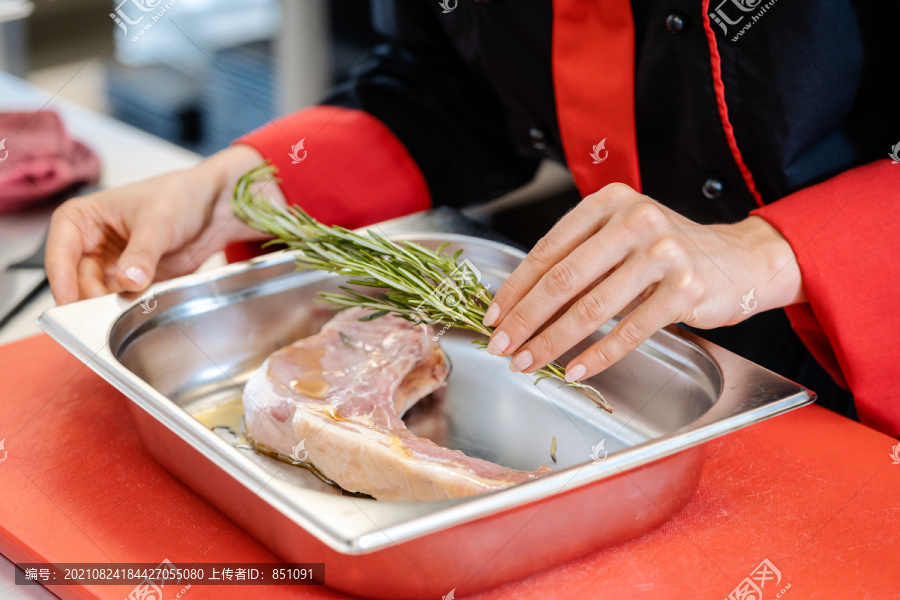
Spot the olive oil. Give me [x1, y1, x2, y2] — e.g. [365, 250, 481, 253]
[189, 397, 369, 497]
[290, 377, 330, 398]
[192, 397, 253, 450]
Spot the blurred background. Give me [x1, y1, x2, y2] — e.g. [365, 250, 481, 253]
[2, 0, 376, 155]
[0, 0, 407, 351]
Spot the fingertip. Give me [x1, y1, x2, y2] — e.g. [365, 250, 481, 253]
[115, 219, 166, 293]
[482, 302, 500, 327]
[565, 363, 587, 383]
[48, 281, 78, 306]
[125, 266, 148, 286]
[116, 264, 150, 292]
[45, 214, 84, 306]
[47, 260, 79, 305]
[510, 349, 534, 373]
[487, 330, 510, 356]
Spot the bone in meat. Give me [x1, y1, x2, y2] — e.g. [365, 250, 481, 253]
[242, 308, 549, 500]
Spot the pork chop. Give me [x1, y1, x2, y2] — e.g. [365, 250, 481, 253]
[242, 308, 549, 500]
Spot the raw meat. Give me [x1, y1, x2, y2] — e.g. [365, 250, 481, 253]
[242, 308, 549, 500]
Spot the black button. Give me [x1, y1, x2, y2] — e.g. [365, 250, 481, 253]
[528, 127, 546, 151]
[665, 13, 685, 33]
[702, 178, 724, 199]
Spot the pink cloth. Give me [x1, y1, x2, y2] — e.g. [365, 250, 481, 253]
[0, 111, 100, 213]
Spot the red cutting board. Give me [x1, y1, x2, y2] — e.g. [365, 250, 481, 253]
[0, 334, 898, 599]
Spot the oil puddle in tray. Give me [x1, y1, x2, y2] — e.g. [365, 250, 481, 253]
[190, 397, 370, 497]
[193, 397, 253, 448]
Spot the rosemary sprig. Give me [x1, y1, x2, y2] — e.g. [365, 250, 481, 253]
[231, 164, 612, 413]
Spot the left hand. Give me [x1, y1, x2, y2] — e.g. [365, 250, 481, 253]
[481, 183, 806, 382]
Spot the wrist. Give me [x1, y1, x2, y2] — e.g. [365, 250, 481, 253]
[728, 216, 807, 311]
[200, 144, 281, 244]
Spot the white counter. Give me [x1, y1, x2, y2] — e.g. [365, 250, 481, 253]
[0, 71, 202, 346]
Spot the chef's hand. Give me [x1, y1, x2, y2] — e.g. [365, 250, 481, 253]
[46, 145, 279, 304]
[481, 183, 806, 382]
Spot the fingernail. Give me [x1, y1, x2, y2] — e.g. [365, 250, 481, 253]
[510, 350, 533, 372]
[125, 266, 147, 286]
[565, 363, 587, 382]
[488, 330, 510, 355]
[483, 303, 500, 327]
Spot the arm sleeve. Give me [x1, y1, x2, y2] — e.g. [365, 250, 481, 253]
[750, 159, 900, 436]
[227, 0, 538, 263]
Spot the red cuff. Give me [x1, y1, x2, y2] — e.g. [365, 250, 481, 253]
[225, 106, 431, 262]
[751, 159, 900, 436]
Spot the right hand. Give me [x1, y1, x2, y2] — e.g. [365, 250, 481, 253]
[45, 144, 280, 304]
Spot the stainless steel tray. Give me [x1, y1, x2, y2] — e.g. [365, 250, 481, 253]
[37, 209, 814, 598]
